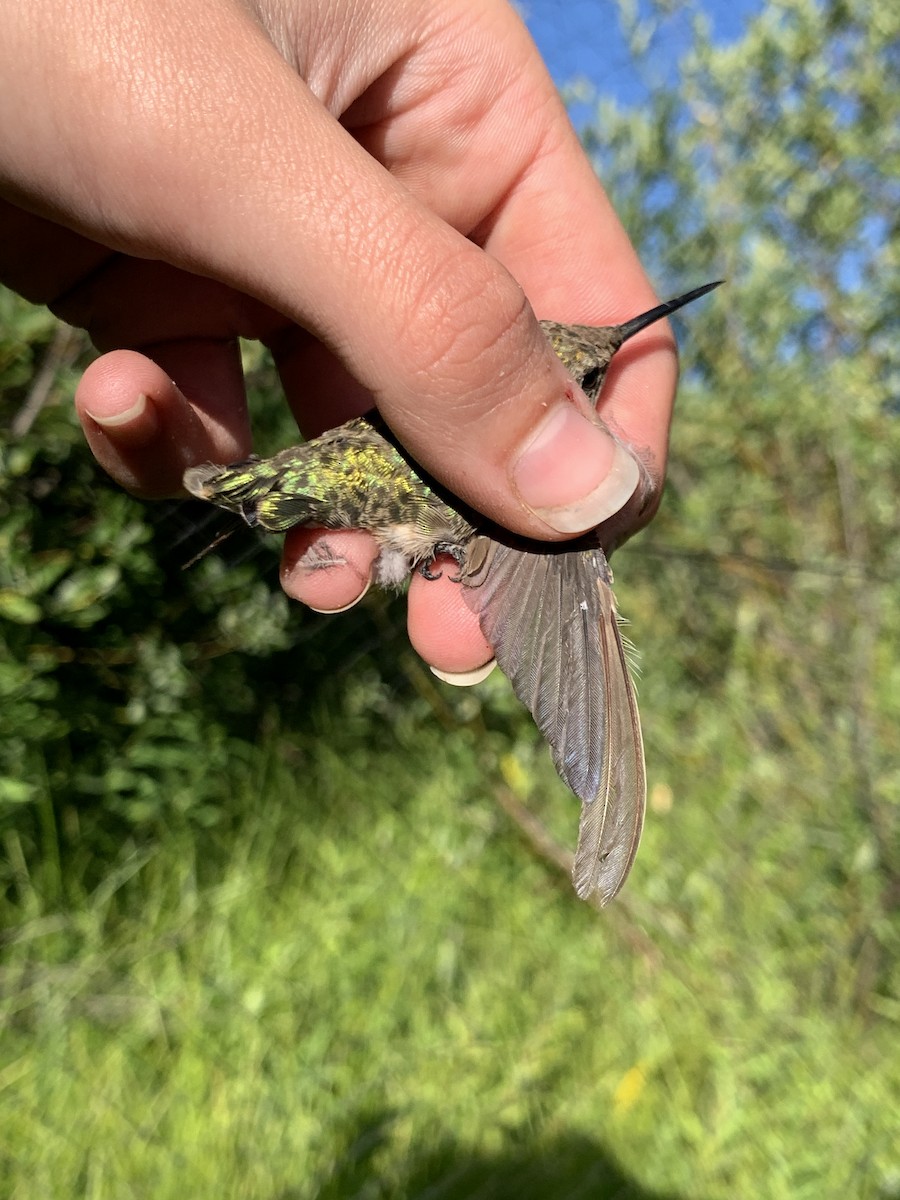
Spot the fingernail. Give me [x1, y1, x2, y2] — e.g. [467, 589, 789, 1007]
[306, 578, 371, 614]
[431, 659, 497, 687]
[85, 393, 148, 428]
[511, 405, 640, 534]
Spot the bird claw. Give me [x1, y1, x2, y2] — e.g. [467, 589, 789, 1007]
[420, 542, 466, 583]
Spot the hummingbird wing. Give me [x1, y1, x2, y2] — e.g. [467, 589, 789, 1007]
[460, 537, 646, 905]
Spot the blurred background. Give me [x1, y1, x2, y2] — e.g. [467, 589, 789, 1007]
[1, 0, 898, 1196]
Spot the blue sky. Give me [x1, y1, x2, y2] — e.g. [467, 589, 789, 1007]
[521, 0, 763, 115]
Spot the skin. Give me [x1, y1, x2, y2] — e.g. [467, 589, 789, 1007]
[0, 0, 678, 675]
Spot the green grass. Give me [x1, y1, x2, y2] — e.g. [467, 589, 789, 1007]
[2, 666, 898, 1200]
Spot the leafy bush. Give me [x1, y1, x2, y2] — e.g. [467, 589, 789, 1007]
[0, 292, 427, 880]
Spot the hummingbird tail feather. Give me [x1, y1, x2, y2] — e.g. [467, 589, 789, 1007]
[570, 581, 645, 903]
[183, 456, 329, 532]
[183, 462, 233, 500]
[460, 538, 646, 905]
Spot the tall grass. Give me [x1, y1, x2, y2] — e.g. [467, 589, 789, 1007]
[3, 660, 898, 1199]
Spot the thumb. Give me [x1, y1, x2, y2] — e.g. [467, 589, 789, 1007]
[354, 252, 641, 541]
[3, 0, 638, 538]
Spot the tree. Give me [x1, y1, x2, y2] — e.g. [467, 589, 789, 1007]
[583, 0, 899, 960]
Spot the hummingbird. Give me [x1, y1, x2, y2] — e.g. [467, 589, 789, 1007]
[184, 280, 722, 905]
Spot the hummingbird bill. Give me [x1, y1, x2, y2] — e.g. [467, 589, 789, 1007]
[184, 281, 721, 905]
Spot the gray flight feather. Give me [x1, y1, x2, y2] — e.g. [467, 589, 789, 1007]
[461, 537, 646, 905]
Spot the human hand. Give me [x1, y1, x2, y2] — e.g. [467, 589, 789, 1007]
[0, 0, 678, 676]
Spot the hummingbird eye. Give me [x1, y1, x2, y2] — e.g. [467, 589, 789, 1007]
[581, 365, 602, 395]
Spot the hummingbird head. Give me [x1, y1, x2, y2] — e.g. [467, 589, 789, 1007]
[551, 279, 723, 404]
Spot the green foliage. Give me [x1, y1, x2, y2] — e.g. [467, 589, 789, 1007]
[2, 728, 899, 1199]
[1, 0, 899, 1194]
[586, 0, 899, 931]
[0, 295, 421, 880]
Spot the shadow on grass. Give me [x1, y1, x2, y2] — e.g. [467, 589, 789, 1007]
[276, 1108, 692, 1200]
